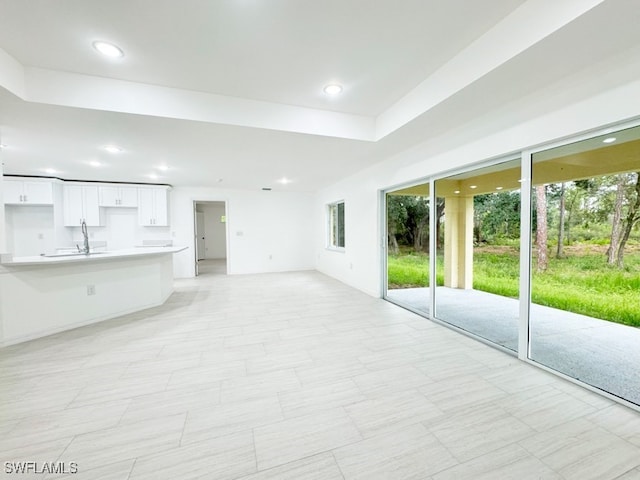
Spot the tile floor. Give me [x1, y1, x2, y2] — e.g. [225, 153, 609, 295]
[0, 270, 639, 479]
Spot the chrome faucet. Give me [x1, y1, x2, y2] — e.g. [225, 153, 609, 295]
[77, 220, 91, 254]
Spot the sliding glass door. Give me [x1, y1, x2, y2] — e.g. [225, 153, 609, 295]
[434, 159, 521, 352]
[385, 183, 431, 314]
[382, 122, 640, 407]
[529, 125, 640, 404]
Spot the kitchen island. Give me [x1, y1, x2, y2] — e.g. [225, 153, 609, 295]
[0, 246, 187, 346]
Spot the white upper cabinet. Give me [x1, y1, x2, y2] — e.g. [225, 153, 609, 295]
[138, 187, 169, 226]
[99, 185, 138, 207]
[63, 184, 102, 226]
[3, 178, 54, 205]
[4, 177, 170, 228]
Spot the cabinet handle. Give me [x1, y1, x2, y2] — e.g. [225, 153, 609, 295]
[20, 195, 24, 202]
[24, 195, 27, 202]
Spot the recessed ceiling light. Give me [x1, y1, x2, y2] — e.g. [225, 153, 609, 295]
[148, 173, 159, 180]
[0, 144, 7, 149]
[470, 185, 477, 189]
[44, 168, 57, 174]
[89, 160, 102, 167]
[103, 145, 122, 153]
[157, 165, 169, 171]
[603, 137, 616, 144]
[496, 186, 503, 190]
[278, 177, 291, 185]
[454, 190, 460, 194]
[93, 41, 124, 58]
[323, 84, 343, 95]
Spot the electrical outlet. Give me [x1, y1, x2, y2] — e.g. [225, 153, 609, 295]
[87, 285, 96, 296]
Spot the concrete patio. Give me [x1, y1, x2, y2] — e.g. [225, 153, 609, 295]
[387, 287, 640, 405]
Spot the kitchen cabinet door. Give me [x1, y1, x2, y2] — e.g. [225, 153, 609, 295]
[138, 187, 169, 226]
[99, 186, 138, 207]
[63, 185, 84, 226]
[119, 186, 138, 207]
[82, 186, 101, 226]
[138, 188, 155, 226]
[3, 178, 53, 205]
[23, 181, 54, 204]
[99, 186, 120, 207]
[3, 179, 24, 204]
[152, 188, 169, 226]
[63, 184, 102, 226]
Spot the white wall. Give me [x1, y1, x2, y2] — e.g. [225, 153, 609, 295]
[172, 187, 315, 278]
[316, 70, 640, 297]
[0, 162, 5, 253]
[201, 203, 227, 259]
[5, 205, 56, 255]
[4, 204, 171, 255]
[67, 208, 171, 251]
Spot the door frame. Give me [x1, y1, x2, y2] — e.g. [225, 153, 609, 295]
[192, 199, 229, 276]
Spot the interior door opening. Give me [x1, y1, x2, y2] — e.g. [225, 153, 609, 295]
[193, 200, 228, 276]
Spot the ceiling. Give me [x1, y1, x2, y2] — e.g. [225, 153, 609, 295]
[0, 0, 639, 191]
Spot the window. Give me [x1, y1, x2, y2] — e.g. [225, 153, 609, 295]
[328, 201, 345, 249]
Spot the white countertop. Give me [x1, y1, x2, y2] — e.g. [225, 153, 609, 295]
[1, 246, 188, 266]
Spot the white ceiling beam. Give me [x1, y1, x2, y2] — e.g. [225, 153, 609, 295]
[375, 0, 607, 140]
[0, 47, 25, 98]
[0, 60, 375, 142]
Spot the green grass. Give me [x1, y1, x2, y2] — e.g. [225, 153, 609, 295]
[387, 253, 438, 288]
[387, 248, 640, 327]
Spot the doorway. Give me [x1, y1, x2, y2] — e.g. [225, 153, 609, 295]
[194, 201, 228, 276]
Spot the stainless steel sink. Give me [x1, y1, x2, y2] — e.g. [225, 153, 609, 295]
[41, 251, 108, 258]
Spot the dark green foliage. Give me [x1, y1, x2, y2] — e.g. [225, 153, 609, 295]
[474, 192, 521, 243]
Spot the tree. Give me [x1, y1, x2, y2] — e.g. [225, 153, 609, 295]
[564, 180, 590, 245]
[607, 175, 626, 265]
[616, 172, 640, 268]
[404, 196, 429, 252]
[474, 192, 521, 244]
[556, 182, 566, 258]
[435, 198, 445, 249]
[535, 185, 549, 272]
[386, 195, 408, 255]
